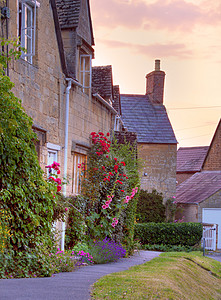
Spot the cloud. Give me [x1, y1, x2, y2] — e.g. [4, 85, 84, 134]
[98, 39, 193, 59]
[91, 0, 221, 32]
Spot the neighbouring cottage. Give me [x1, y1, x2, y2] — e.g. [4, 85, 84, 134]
[118, 60, 177, 201]
[176, 119, 221, 249]
[176, 146, 209, 185]
[0, 0, 118, 248]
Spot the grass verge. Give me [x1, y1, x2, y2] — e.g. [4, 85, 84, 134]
[91, 252, 221, 300]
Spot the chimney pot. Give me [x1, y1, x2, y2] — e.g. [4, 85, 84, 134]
[155, 59, 160, 71]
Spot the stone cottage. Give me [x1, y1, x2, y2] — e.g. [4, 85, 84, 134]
[119, 60, 177, 201]
[176, 119, 221, 249]
[0, 0, 118, 248]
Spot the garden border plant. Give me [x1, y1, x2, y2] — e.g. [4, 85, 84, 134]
[69, 131, 140, 258]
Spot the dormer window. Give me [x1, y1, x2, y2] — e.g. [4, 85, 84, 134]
[79, 53, 92, 95]
[18, 0, 39, 64]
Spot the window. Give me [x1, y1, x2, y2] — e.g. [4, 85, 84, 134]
[18, 0, 38, 64]
[79, 54, 92, 95]
[73, 153, 87, 194]
[47, 143, 61, 176]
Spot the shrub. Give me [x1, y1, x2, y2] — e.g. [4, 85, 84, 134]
[134, 222, 203, 246]
[0, 239, 78, 278]
[136, 189, 165, 223]
[65, 196, 86, 249]
[165, 197, 177, 222]
[141, 244, 202, 252]
[89, 238, 126, 264]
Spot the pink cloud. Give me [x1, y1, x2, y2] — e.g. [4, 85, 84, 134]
[91, 0, 221, 32]
[98, 39, 193, 59]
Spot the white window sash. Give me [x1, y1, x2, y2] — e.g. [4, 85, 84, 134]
[80, 54, 92, 93]
[20, 0, 37, 63]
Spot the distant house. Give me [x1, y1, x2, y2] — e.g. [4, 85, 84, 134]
[176, 146, 209, 185]
[119, 60, 177, 201]
[176, 119, 221, 249]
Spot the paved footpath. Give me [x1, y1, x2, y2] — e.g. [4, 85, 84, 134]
[0, 251, 160, 300]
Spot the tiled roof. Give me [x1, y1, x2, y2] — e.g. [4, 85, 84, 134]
[176, 171, 221, 204]
[55, 0, 81, 28]
[113, 85, 121, 115]
[92, 66, 113, 101]
[177, 146, 209, 172]
[120, 94, 177, 144]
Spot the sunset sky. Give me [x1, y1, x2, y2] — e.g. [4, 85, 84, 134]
[90, 0, 221, 148]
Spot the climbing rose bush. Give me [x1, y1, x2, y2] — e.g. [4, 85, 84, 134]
[79, 132, 138, 241]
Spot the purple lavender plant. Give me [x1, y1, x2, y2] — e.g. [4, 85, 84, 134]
[89, 238, 126, 264]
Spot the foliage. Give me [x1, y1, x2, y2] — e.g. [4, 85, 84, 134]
[165, 197, 177, 222]
[141, 243, 202, 252]
[0, 38, 24, 72]
[79, 132, 139, 246]
[110, 135, 140, 254]
[72, 241, 89, 255]
[65, 196, 86, 249]
[134, 222, 203, 246]
[0, 208, 11, 252]
[89, 238, 126, 264]
[136, 189, 166, 223]
[91, 252, 221, 300]
[0, 39, 70, 278]
[0, 39, 58, 252]
[0, 237, 78, 278]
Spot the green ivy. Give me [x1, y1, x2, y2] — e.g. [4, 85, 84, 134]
[0, 40, 57, 253]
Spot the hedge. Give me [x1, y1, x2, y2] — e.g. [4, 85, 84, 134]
[134, 222, 203, 246]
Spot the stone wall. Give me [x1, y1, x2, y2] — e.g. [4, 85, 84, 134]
[198, 190, 221, 222]
[203, 121, 221, 171]
[4, 0, 114, 196]
[8, 0, 65, 170]
[175, 204, 198, 222]
[138, 143, 177, 201]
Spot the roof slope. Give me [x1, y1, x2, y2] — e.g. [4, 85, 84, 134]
[92, 66, 113, 101]
[56, 0, 81, 28]
[176, 171, 221, 204]
[177, 146, 209, 172]
[120, 94, 177, 144]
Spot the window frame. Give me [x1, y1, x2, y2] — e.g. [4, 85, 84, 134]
[47, 143, 61, 176]
[79, 54, 92, 95]
[18, 0, 38, 64]
[72, 152, 87, 195]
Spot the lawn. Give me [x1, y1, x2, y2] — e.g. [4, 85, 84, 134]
[91, 252, 221, 300]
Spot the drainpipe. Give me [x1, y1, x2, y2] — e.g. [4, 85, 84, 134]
[61, 79, 72, 251]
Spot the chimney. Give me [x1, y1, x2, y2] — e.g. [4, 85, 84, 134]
[145, 59, 165, 104]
